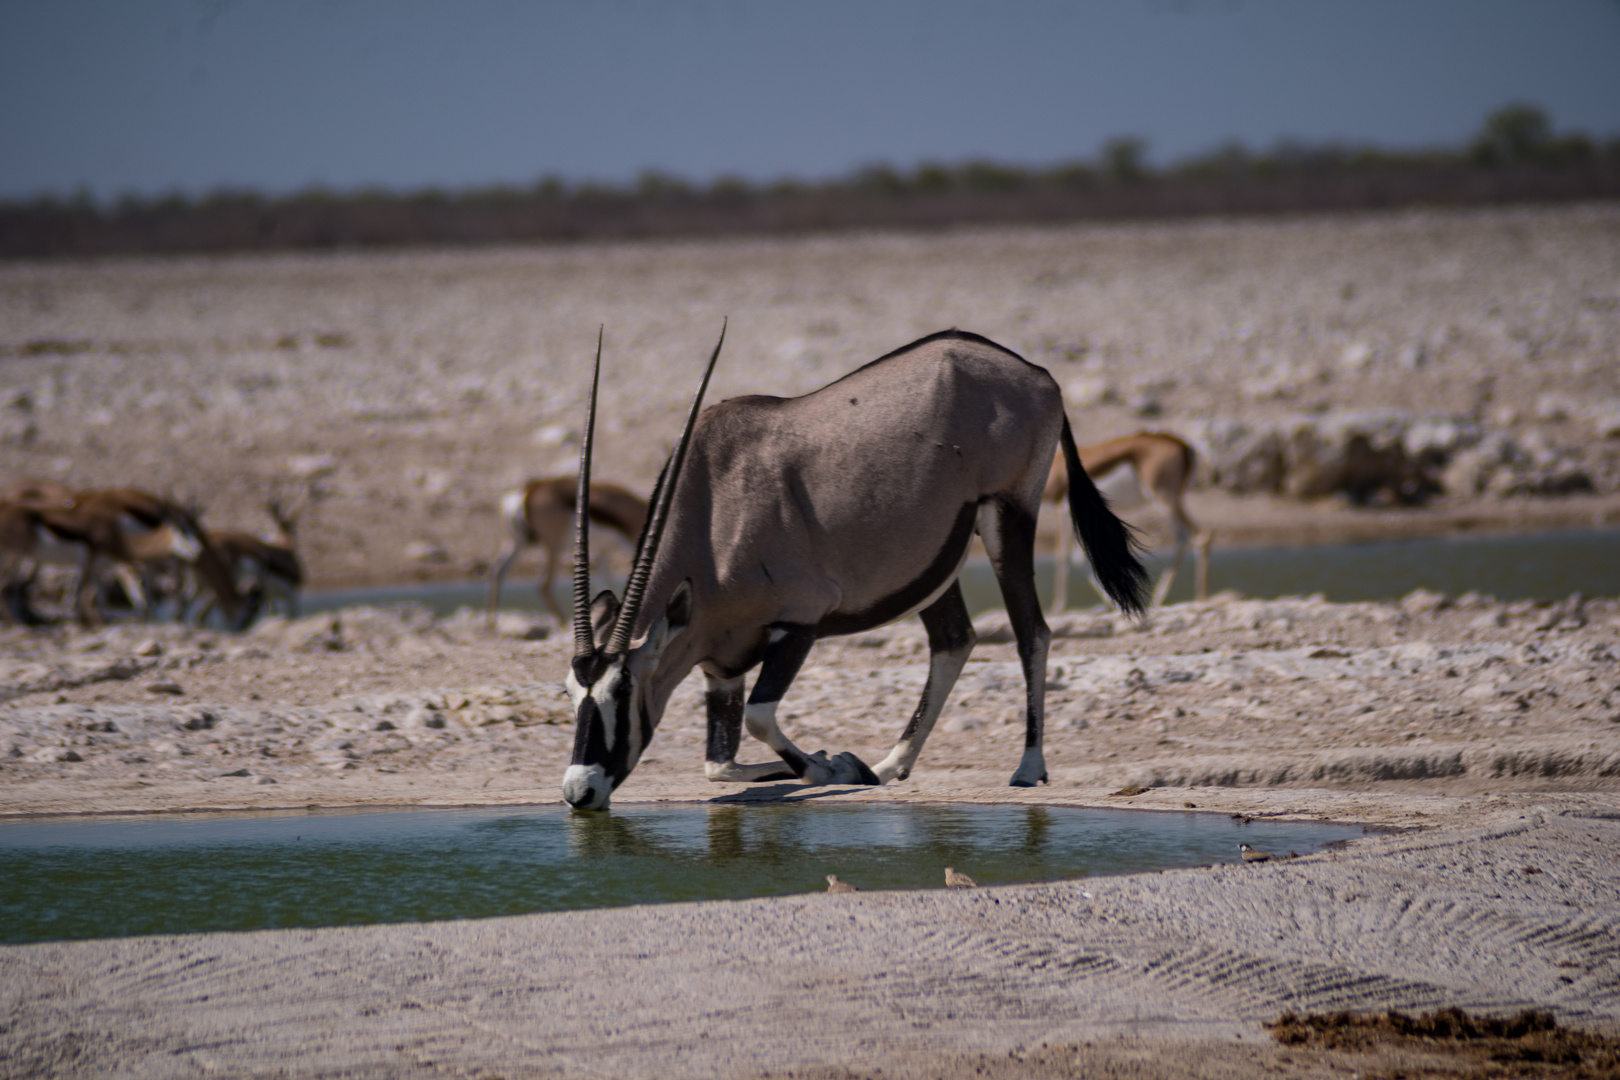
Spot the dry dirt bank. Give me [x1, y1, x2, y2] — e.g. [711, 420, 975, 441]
[1, 590, 1617, 817]
[3, 203, 1619, 588]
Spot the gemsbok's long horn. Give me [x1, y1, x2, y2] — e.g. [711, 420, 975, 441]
[606, 320, 726, 654]
[572, 328, 604, 657]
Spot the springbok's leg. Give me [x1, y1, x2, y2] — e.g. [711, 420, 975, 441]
[702, 671, 797, 783]
[484, 536, 524, 630]
[1151, 519, 1190, 608]
[536, 541, 569, 625]
[69, 552, 104, 628]
[979, 499, 1053, 787]
[872, 580, 975, 784]
[743, 624, 878, 786]
[1195, 528, 1213, 601]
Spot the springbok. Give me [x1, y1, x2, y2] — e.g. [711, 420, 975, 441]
[199, 495, 305, 620]
[1045, 431, 1212, 611]
[561, 328, 1148, 810]
[0, 489, 251, 628]
[486, 477, 649, 629]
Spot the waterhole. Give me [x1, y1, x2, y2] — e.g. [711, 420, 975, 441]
[316, 529, 1619, 618]
[0, 803, 1366, 944]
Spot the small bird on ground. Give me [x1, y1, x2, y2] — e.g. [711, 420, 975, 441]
[825, 874, 859, 893]
[944, 867, 978, 889]
[1238, 843, 1274, 863]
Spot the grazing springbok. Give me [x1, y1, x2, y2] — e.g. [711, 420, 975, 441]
[1045, 431, 1212, 611]
[199, 495, 305, 621]
[561, 328, 1148, 810]
[486, 477, 649, 629]
[0, 489, 251, 628]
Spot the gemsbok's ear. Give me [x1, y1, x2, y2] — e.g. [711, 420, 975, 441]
[589, 589, 620, 650]
[650, 580, 693, 653]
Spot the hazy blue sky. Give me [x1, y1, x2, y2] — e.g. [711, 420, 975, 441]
[3, 0, 1619, 201]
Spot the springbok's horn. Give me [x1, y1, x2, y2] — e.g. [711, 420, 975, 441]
[606, 320, 725, 654]
[572, 328, 604, 657]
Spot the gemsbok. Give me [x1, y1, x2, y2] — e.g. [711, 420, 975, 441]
[486, 476, 649, 629]
[561, 328, 1149, 810]
[1045, 431, 1212, 611]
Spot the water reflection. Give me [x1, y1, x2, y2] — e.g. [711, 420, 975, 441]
[0, 803, 1367, 944]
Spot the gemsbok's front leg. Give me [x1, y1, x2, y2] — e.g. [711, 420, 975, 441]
[745, 624, 879, 786]
[702, 670, 796, 783]
[979, 499, 1053, 787]
[873, 580, 976, 783]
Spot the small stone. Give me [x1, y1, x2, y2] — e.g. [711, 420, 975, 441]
[254, 775, 277, 785]
[179, 709, 217, 730]
[403, 706, 445, 730]
[220, 768, 252, 777]
[373, 719, 396, 731]
[146, 680, 185, 696]
[133, 640, 164, 657]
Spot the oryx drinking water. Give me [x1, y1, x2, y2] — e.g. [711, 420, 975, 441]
[562, 328, 1149, 810]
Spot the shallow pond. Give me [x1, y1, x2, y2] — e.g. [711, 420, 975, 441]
[313, 529, 1620, 618]
[0, 803, 1367, 944]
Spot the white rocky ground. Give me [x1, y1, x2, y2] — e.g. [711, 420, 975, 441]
[2, 589, 1615, 814]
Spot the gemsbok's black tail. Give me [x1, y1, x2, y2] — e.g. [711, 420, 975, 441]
[1060, 417, 1150, 615]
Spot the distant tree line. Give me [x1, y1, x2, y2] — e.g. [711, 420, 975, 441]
[4, 106, 1617, 258]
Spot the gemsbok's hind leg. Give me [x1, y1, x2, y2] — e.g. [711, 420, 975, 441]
[744, 624, 879, 786]
[979, 499, 1053, 787]
[702, 670, 796, 783]
[873, 579, 975, 784]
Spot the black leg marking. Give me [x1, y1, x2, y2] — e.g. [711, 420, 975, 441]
[749, 624, 818, 704]
[704, 677, 745, 766]
[984, 498, 1051, 786]
[902, 581, 975, 742]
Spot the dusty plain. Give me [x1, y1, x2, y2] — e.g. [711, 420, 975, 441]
[3, 205, 1620, 1078]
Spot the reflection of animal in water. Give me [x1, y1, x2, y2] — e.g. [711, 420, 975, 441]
[825, 874, 859, 893]
[944, 866, 978, 889]
[486, 476, 649, 628]
[561, 328, 1148, 811]
[0, 487, 251, 629]
[1045, 431, 1212, 611]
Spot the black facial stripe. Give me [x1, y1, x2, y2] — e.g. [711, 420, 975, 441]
[570, 697, 608, 766]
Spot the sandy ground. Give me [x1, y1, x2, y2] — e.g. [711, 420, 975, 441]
[3, 590, 1619, 1077]
[4, 205, 1620, 1077]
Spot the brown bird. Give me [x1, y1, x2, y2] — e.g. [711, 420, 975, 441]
[825, 874, 859, 893]
[1238, 843, 1273, 863]
[944, 867, 978, 889]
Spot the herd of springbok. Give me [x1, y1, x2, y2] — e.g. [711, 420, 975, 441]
[0, 481, 304, 630]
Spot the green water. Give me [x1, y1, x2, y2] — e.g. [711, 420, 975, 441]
[0, 803, 1367, 944]
[315, 529, 1620, 618]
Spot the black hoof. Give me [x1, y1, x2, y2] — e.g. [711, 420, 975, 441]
[833, 751, 882, 786]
